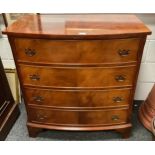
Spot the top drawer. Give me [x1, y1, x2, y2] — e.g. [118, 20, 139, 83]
[14, 38, 140, 65]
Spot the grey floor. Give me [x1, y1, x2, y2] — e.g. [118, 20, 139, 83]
[6, 103, 152, 141]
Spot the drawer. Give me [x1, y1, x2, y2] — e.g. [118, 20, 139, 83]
[19, 64, 136, 88]
[28, 107, 128, 126]
[14, 38, 140, 64]
[24, 87, 131, 108]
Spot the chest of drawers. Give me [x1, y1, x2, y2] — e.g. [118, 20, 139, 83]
[3, 14, 151, 138]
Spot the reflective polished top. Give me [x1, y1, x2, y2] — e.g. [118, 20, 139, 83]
[3, 14, 151, 39]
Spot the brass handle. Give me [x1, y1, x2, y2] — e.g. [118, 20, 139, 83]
[29, 74, 40, 81]
[113, 97, 124, 103]
[33, 96, 44, 103]
[118, 49, 130, 57]
[115, 75, 126, 82]
[111, 115, 119, 121]
[37, 114, 47, 121]
[25, 48, 36, 56]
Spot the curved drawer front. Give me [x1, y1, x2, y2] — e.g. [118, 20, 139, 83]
[14, 38, 140, 64]
[28, 107, 128, 126]
[19, 65, 136, 88]
[24, 87, 131, 108]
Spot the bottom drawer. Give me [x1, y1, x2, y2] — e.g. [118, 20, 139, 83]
[28, 107, 129, 126]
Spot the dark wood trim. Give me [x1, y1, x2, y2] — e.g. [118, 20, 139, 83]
[0, 103, 20, 140]
[0, 58, 20, 140]
[133, 100, 143, 110]
[0, 58, 14, 102]
[2, 13, 8, 27]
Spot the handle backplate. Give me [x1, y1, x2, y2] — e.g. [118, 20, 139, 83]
[33, 96, 44, 103]
[113, 97, 124, 103]
[37, 114, 47, 121]
[25, 48, 36, 57]
[118, 49, 130, 57]
[111, 115, 119, 121]
[115, 75, 126, 82]
[29, 74, 40, 81]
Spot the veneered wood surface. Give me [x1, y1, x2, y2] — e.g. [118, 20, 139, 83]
[3, 14, 151, 39]
[4, 14, 151, 138]
[24, 87, 131, 108]
[28, 106, 128, 126]
[18, 64, 136, 88]
[14, 38, 140, 65]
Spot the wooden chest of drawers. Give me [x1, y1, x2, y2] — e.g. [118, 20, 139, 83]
[3, 14, 151, 138]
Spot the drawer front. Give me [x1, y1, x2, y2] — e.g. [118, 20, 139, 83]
[19, 65, 136, 88]
[28, 107, 128, 125]
[14, 38, 140, 64]
[24, 87, 131, 108]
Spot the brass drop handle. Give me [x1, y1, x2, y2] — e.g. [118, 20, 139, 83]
[111, 115, 119, 121]
[113, 97, 124, 103]
[118, 49, 130, 57]
[37, 114, 47, 121]
[29, 74, 40, 81]
[25, 48, 36, 56]
[33, 96, 44, 102]
[115, 75, 126, 82]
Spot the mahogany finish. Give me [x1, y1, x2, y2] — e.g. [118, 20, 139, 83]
[19, 64, 136, 88]
[3, 14, 151, 139]
[24, 87, 131, 108]
[14, 38, 140, 65]
[3, 14, 151, 38]
[28, 107, 128, 125]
